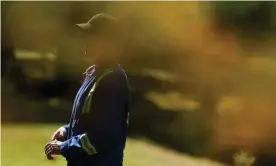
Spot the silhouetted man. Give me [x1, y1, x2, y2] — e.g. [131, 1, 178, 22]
[45, 13, 130, 166]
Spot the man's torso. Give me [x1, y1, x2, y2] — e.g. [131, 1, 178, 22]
[67, 64, 130, 165]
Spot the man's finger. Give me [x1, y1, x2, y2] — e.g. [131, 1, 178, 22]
[45, 144, 54, 154]
[46, 144, 59, 155]
[46, 146, 54, 160]
[47, 154, 54, 160]
[44, 141, 60, 160]
[46, 145, 60, 160]
[47, 153, 54, 160]
[45, 143, 57, 156]
[46, 145, 52, 154]
[46, 147, 53, 160]
[44, 142, 52, 152]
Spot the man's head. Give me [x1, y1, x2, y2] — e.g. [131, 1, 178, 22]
[75, 13, 123, 61]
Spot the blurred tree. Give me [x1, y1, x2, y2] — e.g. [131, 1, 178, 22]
[1, 2, 15, 78]
[213, 2, 276, 38]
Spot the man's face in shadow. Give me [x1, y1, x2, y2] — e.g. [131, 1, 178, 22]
[85, 34, 116, 60]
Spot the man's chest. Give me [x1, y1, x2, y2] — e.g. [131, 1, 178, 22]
[73, 76, 96, 117]
[71, 65, 119, 119]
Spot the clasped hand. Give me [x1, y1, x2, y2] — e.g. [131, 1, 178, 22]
[44, 127, 67, 160]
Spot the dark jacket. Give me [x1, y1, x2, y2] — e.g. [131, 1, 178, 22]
[60, 64, 130, 166]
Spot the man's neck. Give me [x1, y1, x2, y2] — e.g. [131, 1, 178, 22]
[93, 50, 120, 67]
[95, 57, 118, 70]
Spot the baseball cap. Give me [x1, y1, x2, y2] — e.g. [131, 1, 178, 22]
[75, 13, 121, 39]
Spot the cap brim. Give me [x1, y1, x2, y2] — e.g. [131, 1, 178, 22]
[75, 23, 91, 31]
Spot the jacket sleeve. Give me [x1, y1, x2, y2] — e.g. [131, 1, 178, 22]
[60, 73, 127, 158]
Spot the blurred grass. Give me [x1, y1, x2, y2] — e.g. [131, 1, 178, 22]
[2, 124, 224, 166]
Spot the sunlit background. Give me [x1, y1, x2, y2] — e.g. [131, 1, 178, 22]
[2, 2, 276, 166]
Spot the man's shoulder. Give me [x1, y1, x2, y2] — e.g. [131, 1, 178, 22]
[84, 64, 128, 84]
[114, 65, 128, 78]
[98, 65, 128, 87]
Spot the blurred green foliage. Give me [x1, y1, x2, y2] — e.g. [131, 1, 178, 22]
[213, 1, 276, 38]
